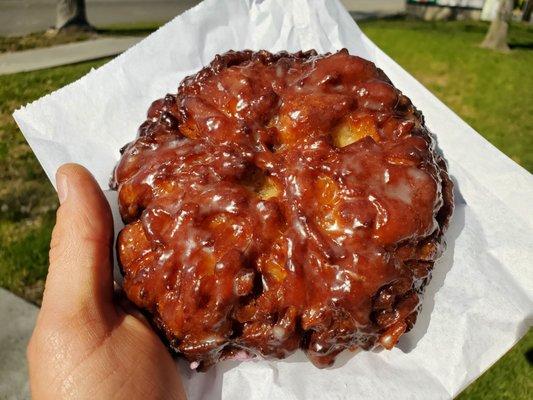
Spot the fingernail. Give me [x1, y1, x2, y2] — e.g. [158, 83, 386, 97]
[56, 172, 68, 204]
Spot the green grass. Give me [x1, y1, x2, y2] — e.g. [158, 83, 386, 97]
[0, 19, 531, 398]
[96, 21, 161, 37]
[359, 18, 533, 171]
[0, 58, 110, 304]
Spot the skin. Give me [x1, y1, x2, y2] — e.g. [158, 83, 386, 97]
[27, 164, 186, 400]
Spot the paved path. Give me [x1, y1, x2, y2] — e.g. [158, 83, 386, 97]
[0, 36, 142, 75]
[343, 0, 405, 19]
[0, 289, 37, 400]
[0, 0, 404, 36]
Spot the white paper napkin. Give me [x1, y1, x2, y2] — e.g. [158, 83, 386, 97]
[13, 0, 533, 399]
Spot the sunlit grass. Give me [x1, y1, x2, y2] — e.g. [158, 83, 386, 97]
[0, 58, 109, 303]
[359, 19, 533, 172]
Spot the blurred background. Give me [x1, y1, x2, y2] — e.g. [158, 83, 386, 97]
[0, 1, 531, 399]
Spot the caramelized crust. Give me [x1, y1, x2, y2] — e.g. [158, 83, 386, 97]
[112, 49, 454, 369]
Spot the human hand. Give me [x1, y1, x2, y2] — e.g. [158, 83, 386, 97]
[27, 164, 186, 400]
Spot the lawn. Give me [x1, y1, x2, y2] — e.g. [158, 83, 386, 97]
[0, 19, 531, 399]
[359, 18, 533, 172]
[0, 58, 110, 302]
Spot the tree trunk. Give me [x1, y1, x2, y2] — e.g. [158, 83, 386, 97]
[480, 0, 513, 52]
[523, 0, 532, 22]
[56, 0, 93, 32]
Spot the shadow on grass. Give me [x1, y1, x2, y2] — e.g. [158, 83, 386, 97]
[96, 22, 161, 37]
[525, 348, 533, 366]
[509, 42, 533, 50]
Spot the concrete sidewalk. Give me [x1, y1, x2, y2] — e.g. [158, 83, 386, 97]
[0, 36, 142, 75]
[344, 0, 405, 18]
[0, 288, 37, 400]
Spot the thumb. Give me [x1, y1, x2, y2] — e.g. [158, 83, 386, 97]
[41, 163, 115, 321]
